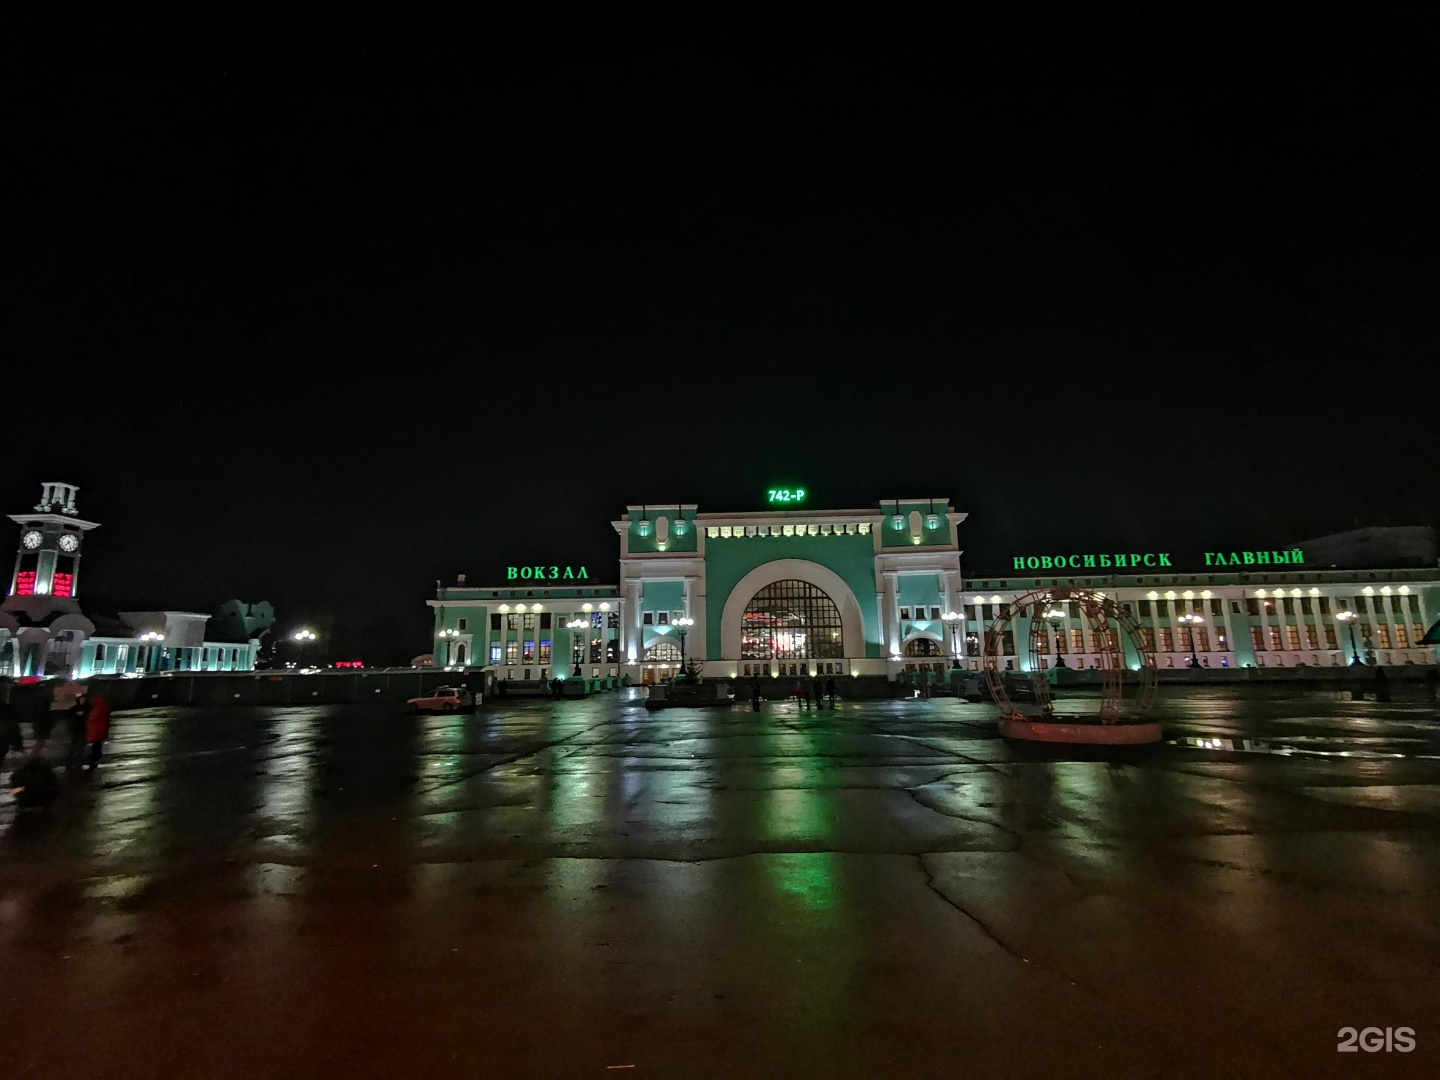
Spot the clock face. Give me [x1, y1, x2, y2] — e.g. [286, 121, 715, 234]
[59, 533, 80, 552]
[22, 530, 43, 550]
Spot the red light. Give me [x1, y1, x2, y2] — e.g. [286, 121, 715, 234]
[52, 572, 74, 598]
[15, 571, 35, 595]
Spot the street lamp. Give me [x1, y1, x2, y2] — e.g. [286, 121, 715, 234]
[941, 611, 963, 667]
[139, 630, 165, 674]
[438, 627, 459, 667]
[1177, 613, 1203, 668]
[1043, 606, 1066, 667]
[292, 628, 317, 670]
[1336, 610, 1363, 665]
[674, 616, 695, 675]
[565, 617, 587, 676]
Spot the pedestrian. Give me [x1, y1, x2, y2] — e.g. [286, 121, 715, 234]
[85, 693, 112, 770]
[809, 677, 822, 708]
[751, 681, 763, 712]
[66, 689, 90, 765]
[796, 680, 809, 709]
[825, 676, 837, 707]
[1373, 666, 1390, 703]
[0, 679, 23, 762]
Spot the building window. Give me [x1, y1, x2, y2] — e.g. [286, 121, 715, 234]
[1376, 625, 1391, 649]
[1245, 599, 1259, 616]
[490, 614, 502, 631]
[490, 642, 503, 665]
[1395, 626, 1408, 649]
[903, 638, 943, 657]
[643, 612, 653, 625]
[1071, 628, 1085, 652]
[657, 611, 669, 625]
[1415, 623, 1426, 646]
[523, 613, 536, 631]
[591, 612, 604, 629]
[538, 640, 552, 664]
[1251, 627, 1265, 652]
[1407, 595, 1421, 613]
[507, 615, 518, 630]
[540, 613, 552, 630]
[458, 618, 468, 631]
[1140, 628, 1155, 651]
[929, 606, 941, 620]
[1286, 627, 1301, 650]
[505, 641, 519, 664]
[1304, 627, 1319, 649]
[1299, 598, 1312, 616]
[1269, 626, 1283, 651]
[1318, 597, 1330, 614]
[1158, 628, 1173, 652]
[1138, 600, 1151, 616]
[1210, 599, 1223, 616]
[1323, 627, 1337, 650]
[740, 578, 844, 660]
[899, 607, 911, 620]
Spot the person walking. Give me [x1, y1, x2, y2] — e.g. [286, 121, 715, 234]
[85, 693, 112, 770]
[0, 679, 23, 762]
[751, 681, 763, 712]
[796, 680, 809, 709]
[825, 676, 837, 707]
[66, 690, 91, 766]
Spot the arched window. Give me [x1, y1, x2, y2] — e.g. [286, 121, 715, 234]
[645, 640, 682, 662]
[903, 637, 943, 657]
[740, 579, 843, 660]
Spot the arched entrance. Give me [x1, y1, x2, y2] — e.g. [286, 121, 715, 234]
[643, 639, 681, 685]
[902, 635, 946, 678]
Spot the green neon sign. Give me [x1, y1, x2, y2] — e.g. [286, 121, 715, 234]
[1009, 549, 1305, 571]
[767, 487, 806, 504]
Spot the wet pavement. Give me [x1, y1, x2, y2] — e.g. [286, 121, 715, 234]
[2, 689, 1439, 1078]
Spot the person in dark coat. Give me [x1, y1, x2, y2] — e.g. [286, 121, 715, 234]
[825, 677, 837, 707]
[66, 690, 91, 765]
[751, 682, 763, 712]
[86, 694, 112, 769]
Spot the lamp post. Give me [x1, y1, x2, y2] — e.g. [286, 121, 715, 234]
[292, 628, 317, 670]
[437, 627, 459, 667]
[674, 616, 695, 675]
[139, 630, 165, 674]
[941, 611, 963, 667]
[566, 618, 587, 676]
[1042, 606, 1066, 667]
[1177, 613, 1203, 668]
[1336, 610, 1362, 665]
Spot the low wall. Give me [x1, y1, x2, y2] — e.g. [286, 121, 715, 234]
[82, 669, 488, 711]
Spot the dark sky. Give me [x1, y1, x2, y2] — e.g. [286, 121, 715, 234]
[7, 21, 1439, 663]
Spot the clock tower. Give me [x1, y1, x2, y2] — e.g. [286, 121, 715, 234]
[8, 481, 101, 599]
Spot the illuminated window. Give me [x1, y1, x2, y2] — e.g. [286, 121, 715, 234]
[1268, 626, 1283, 651]
[1158, 628, 1173, 652]
[1394, 626, 1408, 648]
[1286, 627, 1300, 650]
[1251, 627, 1265, 651]
[1323, 627, 1337, 650]
[538, 640, 552, 664]
[1304, 627, 1319, 649]
[523, 639, 535, 663]
[523, 613, 536, 631]
[507, 614, 518, 630]
[1071, 628, 1085, 652]
[646, 640, 681, 661]
[505, 641, 519, 664]
[1376, 625, 1391, 649]
[489, 642, 502, 665]
[1415, 623, 1425, 645]
[740, 579, 844, 661]
[903, 637, 943, 657]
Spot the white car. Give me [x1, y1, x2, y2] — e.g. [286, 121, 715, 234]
[408, 686, 474, 712]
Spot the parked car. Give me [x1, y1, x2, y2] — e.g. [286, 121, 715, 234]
[408, 686, 473, 712]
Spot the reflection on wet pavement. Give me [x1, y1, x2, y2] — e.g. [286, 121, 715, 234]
[1, 693, 1438, 1077]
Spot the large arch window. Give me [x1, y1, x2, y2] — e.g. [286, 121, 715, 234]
[740, 579, 843, 660]
[903, 637, 944, 657]
[645, 640, 682, 662]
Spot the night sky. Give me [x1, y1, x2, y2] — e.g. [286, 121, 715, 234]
[8, 23, 1438, 664]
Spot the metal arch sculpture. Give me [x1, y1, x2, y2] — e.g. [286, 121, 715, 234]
[982, 587, 1156, 725]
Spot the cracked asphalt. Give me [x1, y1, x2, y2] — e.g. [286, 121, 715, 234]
[2, 688, 1439, 1078]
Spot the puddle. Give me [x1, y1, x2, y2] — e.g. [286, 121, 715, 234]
[1171, 735, 1440, 760]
